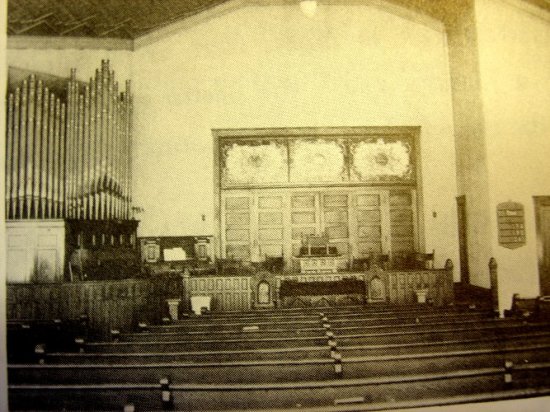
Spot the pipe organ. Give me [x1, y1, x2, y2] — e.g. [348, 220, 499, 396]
[5, 60, 133, 220]
[5, 61, 139, 282]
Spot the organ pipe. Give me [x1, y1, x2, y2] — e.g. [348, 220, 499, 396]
[5, 60, 133, 221]
[40, 87, 49, 219]
[6, 93, 14, 218]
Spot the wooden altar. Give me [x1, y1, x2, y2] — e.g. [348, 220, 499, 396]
[178, 259, 455, 311]
[273, 260, 454, 308]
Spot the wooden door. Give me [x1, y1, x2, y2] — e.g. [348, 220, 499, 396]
[256, 193, 285, 259]
[221, 193, 252, 260]
[535, 197, 550, 295]
[290, 192, 321, 258]
[351, 191, 389, 259]
[456, 196, 470, 284]
[388, 190, 417, 258]
[322, 192, 351, 262]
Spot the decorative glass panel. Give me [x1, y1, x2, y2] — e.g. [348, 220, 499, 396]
[225, 197, 250, 210]
[290, 139, 346, 183]
[292, 212, 316, 224]
[222, 142, 288, 185]
[259, 228, 283, 241]
[351, 137, 413, 182]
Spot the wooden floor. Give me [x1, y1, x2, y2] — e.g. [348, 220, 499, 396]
[8, 303, 550, 411]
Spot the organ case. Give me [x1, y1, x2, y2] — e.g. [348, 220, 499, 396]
[5, 61, 138, 282]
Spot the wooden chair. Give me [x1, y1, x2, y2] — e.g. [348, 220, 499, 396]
[351, 258, 370, 271]
[415, 249, 435, 269]
[366, 253, 389, 270]
[263, 256, 284, 272]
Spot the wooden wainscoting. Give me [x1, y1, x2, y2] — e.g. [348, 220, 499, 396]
[7, 279, 164, 336]
[185, 275, 252, 311]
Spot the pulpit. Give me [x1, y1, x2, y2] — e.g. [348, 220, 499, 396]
[295, 234, 342, 273]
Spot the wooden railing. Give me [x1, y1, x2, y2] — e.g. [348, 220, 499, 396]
[274, 260, 454, 308]
[7, 278, 169, 337]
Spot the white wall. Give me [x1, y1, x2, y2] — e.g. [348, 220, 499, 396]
[6, 3, 461, 272]
[131, 4, 459, 270]
[476, 0, 550, 309]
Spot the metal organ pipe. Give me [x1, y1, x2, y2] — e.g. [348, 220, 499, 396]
[5, 60, 133, 221]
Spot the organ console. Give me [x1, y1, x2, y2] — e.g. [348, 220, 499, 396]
[5, 61, 139, 282]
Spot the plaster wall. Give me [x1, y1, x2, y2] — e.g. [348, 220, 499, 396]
[131, 4, 459, 270]
[475, 0, 550, 310]
[6, 3, 461, 272]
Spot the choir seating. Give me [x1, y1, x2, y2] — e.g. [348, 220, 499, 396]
[8, 301, 550, 411]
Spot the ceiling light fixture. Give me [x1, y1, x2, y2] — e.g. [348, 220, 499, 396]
[300, 0, 318, 17]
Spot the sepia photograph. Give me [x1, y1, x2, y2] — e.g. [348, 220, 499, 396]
[1, 0, 550, 410]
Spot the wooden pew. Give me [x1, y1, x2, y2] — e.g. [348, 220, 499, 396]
[7, 317, 88, 362]
[9, 362, 550, 410]
[505, 294, 539, 318]
[172, 304, 466, 325]
[41, 329, 550, 365]
[150, 309, 493, 334]
[118, 313, 501, 343]
[69, 319, 547, 353]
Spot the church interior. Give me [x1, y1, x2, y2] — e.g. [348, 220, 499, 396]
[4, 0, 550, 410]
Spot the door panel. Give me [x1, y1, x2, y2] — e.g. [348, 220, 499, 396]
[291, 192, 320, 260]
[221, 188, 417, 268]
[221, 194, 252, 260]
[389, 190, 416, 256]
[535, 199, 550, 295]
[256, 194, 284, 259]
[323, 193, 350, 268]
[352, 191, 388, 259]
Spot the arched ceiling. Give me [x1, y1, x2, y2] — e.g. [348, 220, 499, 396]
[7, 0, 550, 41]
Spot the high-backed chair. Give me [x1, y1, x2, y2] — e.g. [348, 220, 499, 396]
[365, 253, 389, 270]
[415, 249, 435, 269]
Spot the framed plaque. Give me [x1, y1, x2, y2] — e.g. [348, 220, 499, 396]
[497, 202, 526, 249]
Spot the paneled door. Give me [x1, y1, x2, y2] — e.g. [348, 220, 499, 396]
[350, 191, 390, 259]
[290, 192, 321, 258]
[221, 188, 417, 267]
[221, 193, 253, 260]
[256, 194, 285, 259]
[323, 193, 351, 259]
[222, 190, 287, 261]
[535, 197, 550, 295]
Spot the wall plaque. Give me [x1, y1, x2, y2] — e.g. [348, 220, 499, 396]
[497, 202, 526, 249]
